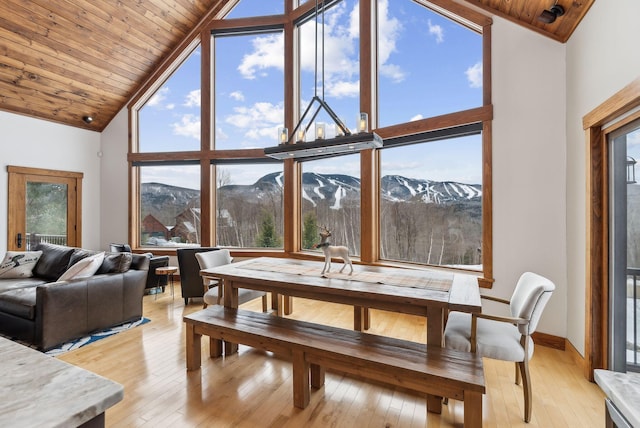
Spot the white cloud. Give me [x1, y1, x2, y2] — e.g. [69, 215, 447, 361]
[326, 79, 360, 98]
[230, 91, 245, 101]
[224, 101, 284, 140]
[466, 62, 483, 88]
[184, 89, 201, 107]
[377, 0, 405, 83]
[298, 2, 360, 96]
[410, 114, 423, 122]
[428, 20, 444, 43]
[146, 87, 169, 108]
[171, 114, 200, 139]
[238, 33, 284, 79]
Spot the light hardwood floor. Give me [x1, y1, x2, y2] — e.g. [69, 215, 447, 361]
[59, 288, 606, 428]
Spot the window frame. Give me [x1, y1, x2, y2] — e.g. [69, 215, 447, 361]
[127, 0, 494, 287]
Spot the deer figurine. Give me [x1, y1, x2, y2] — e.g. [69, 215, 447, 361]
[313, 226, 353, 276]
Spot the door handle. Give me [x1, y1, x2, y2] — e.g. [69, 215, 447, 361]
[17, 233, 22, 248]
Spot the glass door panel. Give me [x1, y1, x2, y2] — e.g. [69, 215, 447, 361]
[26, 181, 69, 249]
[7, 166, 81, 251]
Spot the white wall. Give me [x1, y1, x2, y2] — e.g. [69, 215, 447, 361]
[565, 0, 640, 355]
[489, 18, 568, 337]
[0, 110, 102, 253]
[100, 108, 130, 250]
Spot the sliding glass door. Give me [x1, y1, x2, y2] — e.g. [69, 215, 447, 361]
[609, 119, 640, 372]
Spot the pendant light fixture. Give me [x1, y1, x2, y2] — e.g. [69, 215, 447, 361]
[264, 0, 382, 160]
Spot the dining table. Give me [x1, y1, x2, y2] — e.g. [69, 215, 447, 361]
[200, 257, 482, 350]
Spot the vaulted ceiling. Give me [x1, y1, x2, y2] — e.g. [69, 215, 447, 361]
[0, 0, 594, 132]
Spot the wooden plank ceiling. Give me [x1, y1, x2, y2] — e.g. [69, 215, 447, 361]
[0, 0, 593, 132]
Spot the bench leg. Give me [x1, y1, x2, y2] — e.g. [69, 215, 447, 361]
[292, 350, 310, 409]
[209, 337, 222, 358]
[186, 323, 202, 371]
[310, 363, 325, 389]
[464, 390, 483, 428]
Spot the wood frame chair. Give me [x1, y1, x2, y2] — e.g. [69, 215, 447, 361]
[444, 272, 555, 423]
[195, 249, 267, 312]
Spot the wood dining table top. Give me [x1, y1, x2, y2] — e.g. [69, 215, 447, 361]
[200, 257, 482, 317]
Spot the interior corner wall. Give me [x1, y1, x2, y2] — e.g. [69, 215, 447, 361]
[0, 110, 102, 253]
[100, 108, 130, 250]
[489, 17, 567, 338]
[565, 0, 640, 357]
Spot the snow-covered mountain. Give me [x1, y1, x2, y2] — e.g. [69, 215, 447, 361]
[219, 172, 481, 209]
[142, 172, 482, 218]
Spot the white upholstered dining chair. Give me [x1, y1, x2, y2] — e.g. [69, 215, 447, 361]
[195, 249, 267, 312]
[444, 272, 555, 423]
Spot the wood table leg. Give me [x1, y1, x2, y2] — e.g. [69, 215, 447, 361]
[310, 363, 325, 389]
[223, 279, 239, 355]
[209, 337, 222, 358]
[284, 295, 293, 315]
[353, 306, 365, 331]
[185, 323, 201, 371]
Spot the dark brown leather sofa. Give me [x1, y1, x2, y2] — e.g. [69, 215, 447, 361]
[0, 243, 149, 351]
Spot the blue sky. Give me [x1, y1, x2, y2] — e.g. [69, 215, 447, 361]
[139, 0, 482, 189]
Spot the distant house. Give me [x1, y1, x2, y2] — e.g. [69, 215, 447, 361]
[171, 208, 201, 244]
[142, 214, 170, 240]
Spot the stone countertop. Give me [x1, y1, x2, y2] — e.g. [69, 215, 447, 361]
[594, 369, 640, 427]
[0, 337, 123, 427]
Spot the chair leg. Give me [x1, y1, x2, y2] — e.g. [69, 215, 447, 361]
[261, 295, 268, 312]
[515, 361, 521, 385]
[518, 359, 532, 423]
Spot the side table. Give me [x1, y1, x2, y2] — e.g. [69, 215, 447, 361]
[155, 266, 178, 300]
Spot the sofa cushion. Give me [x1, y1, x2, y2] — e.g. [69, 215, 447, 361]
[0, 251, 43, 279]
[0, 278, 48, 295]
[97, 252, 133, 274]
[0, 287, 37, 320]
[59, 252, 105, 281]
[34, 243, 75, 281]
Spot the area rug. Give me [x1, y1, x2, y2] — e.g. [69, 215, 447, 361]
[44, 317, 150, 357]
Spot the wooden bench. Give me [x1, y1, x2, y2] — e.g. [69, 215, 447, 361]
[184, 306, 485, 428]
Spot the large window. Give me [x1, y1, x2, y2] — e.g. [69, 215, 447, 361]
[380, 133, 482, 269]
[377, 0, 483, 127]
[301, 154, 361, 256]
[129, 0, 492, 283]
[138, 45, 201, 153]
[138, 164, 201, 247]
[214, 31, 284, 150]
[216, 163, 284, 248]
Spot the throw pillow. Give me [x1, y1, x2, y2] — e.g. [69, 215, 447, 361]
[58, 252, 105, 281]
[67, 248, 100, 269]
[0, 251, 43, 278]
[97, 252, 133, 274]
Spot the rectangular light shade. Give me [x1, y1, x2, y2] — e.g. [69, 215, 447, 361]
[264, 132, 383, 160]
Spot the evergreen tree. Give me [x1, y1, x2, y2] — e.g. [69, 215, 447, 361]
[256, 210, 281, 247]
[302, 212, 318, 249]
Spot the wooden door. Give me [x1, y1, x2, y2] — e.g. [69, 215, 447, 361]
[7, 166, 83, 251]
